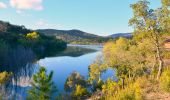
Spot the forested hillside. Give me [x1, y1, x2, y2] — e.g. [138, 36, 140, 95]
[36, 29, 111, 44]
[0, 21, 67, 59]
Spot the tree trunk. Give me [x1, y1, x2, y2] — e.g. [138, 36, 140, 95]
[122, 78, 125, 89]
[155, 34, 164, 79]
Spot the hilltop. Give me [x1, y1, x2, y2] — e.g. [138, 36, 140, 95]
[36, 29, 111, 44]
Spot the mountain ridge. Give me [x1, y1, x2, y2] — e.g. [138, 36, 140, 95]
[108, 33, 132, 38]
[36, 29, 110, 44]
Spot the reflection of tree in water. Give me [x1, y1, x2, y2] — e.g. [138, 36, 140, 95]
[0, 46, 38, 99]
[56, 46, 97, 57]
[0, 45, 99, 99]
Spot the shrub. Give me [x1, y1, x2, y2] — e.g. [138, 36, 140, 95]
[71, 85, 89, 99]
[101, 79, 144, 100]
[64, 72, 87, 92]
[0, 71, 12, 85]
[160, 69, 170, 92]
[102, 79, 120, 99]
[26, 32, 39, 40]
[113, 83, 143, 100]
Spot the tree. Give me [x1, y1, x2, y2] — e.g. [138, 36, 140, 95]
[88, 55, 106, 83]
[129, 0, 170, 79]
[26, 32, 39, 40]
[103, 38, 133, 88]
[64, 72, 87, 92]
[27, 67, 57, 100]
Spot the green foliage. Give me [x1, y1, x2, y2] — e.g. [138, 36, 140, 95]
[162, 0, 170, 6]
[88, 55, 106, 83]
[92, 80, 104, 92]
[0, 21, 67, 61]
[101, 78, 144, 100]
[37, 29, 111, 45]
[71, 85, 89, 99]
[55, 93, 72, 100]
[64, 72, 87, 92]
[27, 67, 57, 100]
[26, 32, 39, 40]
[114, 83, 143, 100]
[103, 38, 149, 82]
[160, 68, 170, 92]
[0, 71, 12, 85]
[129, 0, 170, 79]
[102, 79, 120, 99]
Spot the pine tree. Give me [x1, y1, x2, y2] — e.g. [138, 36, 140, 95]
[27, 67, 57, 100]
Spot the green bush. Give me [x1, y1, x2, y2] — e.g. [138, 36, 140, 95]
[113, 83, 143, 100]
[0, 71, 12, 84]
[71, 85, 89, 99]
[101, 79, 144, 100]
[160, 69, 170, 92]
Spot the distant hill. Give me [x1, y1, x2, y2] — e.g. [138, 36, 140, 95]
[0, 20, 66, 58]
[36, 29, 110, 44]
[109, 33, 132, 39]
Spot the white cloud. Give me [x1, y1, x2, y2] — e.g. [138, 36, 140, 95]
[10, 0, 43, 11]
[0, 2, 7, 9]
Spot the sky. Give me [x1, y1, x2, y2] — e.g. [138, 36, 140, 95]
[0, 0, 161, 36]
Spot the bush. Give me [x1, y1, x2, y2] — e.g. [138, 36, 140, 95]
[113, 82, 143, 100]
[26, 32, 39, 40]
[101, 79, 144, 100]
[160, 69, 170, 92]
[71, 85, 89, 99]
[102, 79, 120, 99]
[64, 72, 87, 92]
[0, 71, 12, 84]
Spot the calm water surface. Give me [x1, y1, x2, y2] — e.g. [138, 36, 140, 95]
[0, 45, 115, 99]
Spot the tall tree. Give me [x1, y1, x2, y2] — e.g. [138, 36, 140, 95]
[129, 0, 170, 79]
[27, 67, 57, 100]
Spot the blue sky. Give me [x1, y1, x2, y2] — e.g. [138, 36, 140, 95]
[0, 0, 161, 36]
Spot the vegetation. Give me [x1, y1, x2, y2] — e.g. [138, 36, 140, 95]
[86, 0, 170, 99]
[0, 71, 12, 85]
[160, 68, 170, 92]
[0, 71, 12, 99]
[36, 29, 112, 45]
[71, 84, 89, 99]
[27, 67, 57, 100]
[0, 21, 67, 70]
[26, 0, 170, 99]
[0, 0, 170, 99]
[56, 0, 170, 99]
[64, 72, 89, 99]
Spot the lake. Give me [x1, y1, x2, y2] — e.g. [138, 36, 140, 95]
[0, 45, 115, 99]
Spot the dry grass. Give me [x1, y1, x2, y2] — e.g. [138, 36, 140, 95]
[143, 76, 170, 100]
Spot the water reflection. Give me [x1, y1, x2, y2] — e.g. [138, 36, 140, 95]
[0, 45, 100, 99]
[0, 46, 38, 99]
[56, 46, 97, 57]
